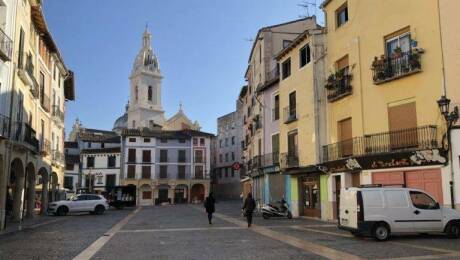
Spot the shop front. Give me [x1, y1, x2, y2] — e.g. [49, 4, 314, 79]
[299, 175, 321, 218]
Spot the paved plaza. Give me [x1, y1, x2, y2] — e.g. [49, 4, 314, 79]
[1, 201, 460, 260]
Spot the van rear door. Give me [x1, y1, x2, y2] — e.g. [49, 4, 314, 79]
[340, 188, 358, 229]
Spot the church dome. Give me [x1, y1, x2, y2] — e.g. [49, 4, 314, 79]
[132, 27, 160, 73]
[113, 113, 127, 132]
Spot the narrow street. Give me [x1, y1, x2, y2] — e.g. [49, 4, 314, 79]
[1, 201, 460, 260]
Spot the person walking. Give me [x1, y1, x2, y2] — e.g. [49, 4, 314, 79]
[204, 192, 215, 225]
[242, 192, 256, 227]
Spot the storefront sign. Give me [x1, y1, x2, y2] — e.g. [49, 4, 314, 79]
[321, 149, 447, 173]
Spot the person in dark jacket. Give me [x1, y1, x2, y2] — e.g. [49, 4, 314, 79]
[204, 192, 215, 224]
[242, 193, 256, 227]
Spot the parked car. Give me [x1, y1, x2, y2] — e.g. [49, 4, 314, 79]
[339, 187, 460, 241]
[48, 194, 109, 216]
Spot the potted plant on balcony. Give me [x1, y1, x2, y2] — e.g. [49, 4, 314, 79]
[372, 55, 386, 82]
[392, 47, 402, 59]
[409, 51, 421, 70]
[325, 73, 336, 90]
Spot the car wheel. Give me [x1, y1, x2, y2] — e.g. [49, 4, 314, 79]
[57, 206, 68, 216]
[94, 205, 105, 215]
[287, 211, 293, 219]
[373, 222, 390, 241]
[446, 222, 460, 238]
[262, 213, 270, 219]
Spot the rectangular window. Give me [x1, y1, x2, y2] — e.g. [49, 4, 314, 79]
[160, 150, 168, 162]
[107, 155, 116, 168]
[289, 91, 296, 118]
[282, 58, 291, 79]
[287, 130, 298, 157]
[142, 191, 152, 199]
[195, 150, 204, 163]
[127, 165, 135, 179]
[195, 165, 204, 179]
[142, 150, 151, 163]
[231, 152, 235, 161]
[129, 138, 136, 143]
[225, 138, 228, 147]
[144, 138, 151, 143]
[86, 156, 95, 168]
[178, 150, 186, 163]
[65, 163, 74, 171]
[272, 133, 280, 164]
[106, 174, 116, 188]
[336, 3, 349, 28]
[128, 149, 136, 163]
[193, 138, 198, 145]
[64, 176, 73, 190]
[219, 140, 222, 148]
[299, 44, 311, 68]
[274, 94, 280, 121]
[160, 138, 167, 143]
[200, 138, 205, 146]
[231, 136, 235, 145]
[178, 165, 186, 179]
[282, 40, 292, 48]
[159, 165, 167, 179]
[179, 138, 186, 143]
[142, 166, 151, 179]
[225, 153, 229, 162]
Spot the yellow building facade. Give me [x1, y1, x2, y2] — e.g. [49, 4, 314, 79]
[0, 0, 74, 229]
[320, 0, 456, 219]
[276, 29, 327, 218]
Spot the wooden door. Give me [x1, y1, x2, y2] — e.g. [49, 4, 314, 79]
[301, 177, 321, 218]
[338, 118, 352, 157]
[334, 175, 341, 220]
[388, 102, 417, 149]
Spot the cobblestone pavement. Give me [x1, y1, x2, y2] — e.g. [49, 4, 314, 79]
[1, 201, 460, 259]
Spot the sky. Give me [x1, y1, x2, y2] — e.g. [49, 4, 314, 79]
[43, 0, 324, 136]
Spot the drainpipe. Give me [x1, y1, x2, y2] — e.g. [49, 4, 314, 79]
[436, 0, 455, 209]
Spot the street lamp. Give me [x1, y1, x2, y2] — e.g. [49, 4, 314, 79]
[437, 95, 459, 209]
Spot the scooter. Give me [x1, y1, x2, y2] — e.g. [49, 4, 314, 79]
[261, 199, 292, 219]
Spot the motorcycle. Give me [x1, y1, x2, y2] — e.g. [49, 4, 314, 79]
[261, 199, 292, 219]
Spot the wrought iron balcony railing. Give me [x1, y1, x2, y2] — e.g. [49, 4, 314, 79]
[322, 125, 438, 162]
[0, 28, 13, 62]
[52, 150, 65, 164]
[40, 138, 51, 155]
[0, 114, 10, 138]
[280, 152, 299, 169]
[326, 72, 352, 102]
[283, 104, 298, 124]
[372, 49, 423, 84]
[11, 122, 39, 152]
[17, 52, 39, 97]
[261, 153, 280, 167]
[52, 105, 64, 123]
[252, 155, 262, 170]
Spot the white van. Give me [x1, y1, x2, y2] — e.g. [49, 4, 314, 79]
[339, 187, 460, 241]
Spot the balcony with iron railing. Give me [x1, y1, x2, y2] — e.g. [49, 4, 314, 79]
[261, 152, 280, 168]
[52, 105, 64, 123]
[0, 28, 13, 62]
[326, 71, 352, 102]
[11, 122, 39, 152]
[283, 104, 297, 124]
[52, 150, 65, 165]
[40, 138, 51, 156]
[17, 52, 39, 97]
[40, 93, 51, 113]
[252, 155, 262, 170]
[372, 49, 423, 85]
[0, 114, 10, 139]
[280, 151, 299, 169]
[322, 125, 438, 162]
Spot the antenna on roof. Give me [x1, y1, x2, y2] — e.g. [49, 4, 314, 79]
[244, 38, 254, 43]
[298, 0, 317, 18]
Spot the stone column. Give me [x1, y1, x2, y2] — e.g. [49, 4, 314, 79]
[12, 175, 25, 222]
[25, 176, 36, 218]
[40, 177, 49, 215]
[0, 155, 6, 229]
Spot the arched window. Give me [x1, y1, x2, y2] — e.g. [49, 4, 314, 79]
[148, 86, 153, 101]
[135, 86, 139, 102]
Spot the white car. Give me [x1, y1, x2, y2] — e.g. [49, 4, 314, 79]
[48, 194, 109, 216]
[339, 187, 460, 241]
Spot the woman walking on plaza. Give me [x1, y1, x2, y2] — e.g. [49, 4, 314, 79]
[204, 192, 215, 225]
[242, 193, 256, 227]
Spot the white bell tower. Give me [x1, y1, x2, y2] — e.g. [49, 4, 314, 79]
[127, 26, 165, 129]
